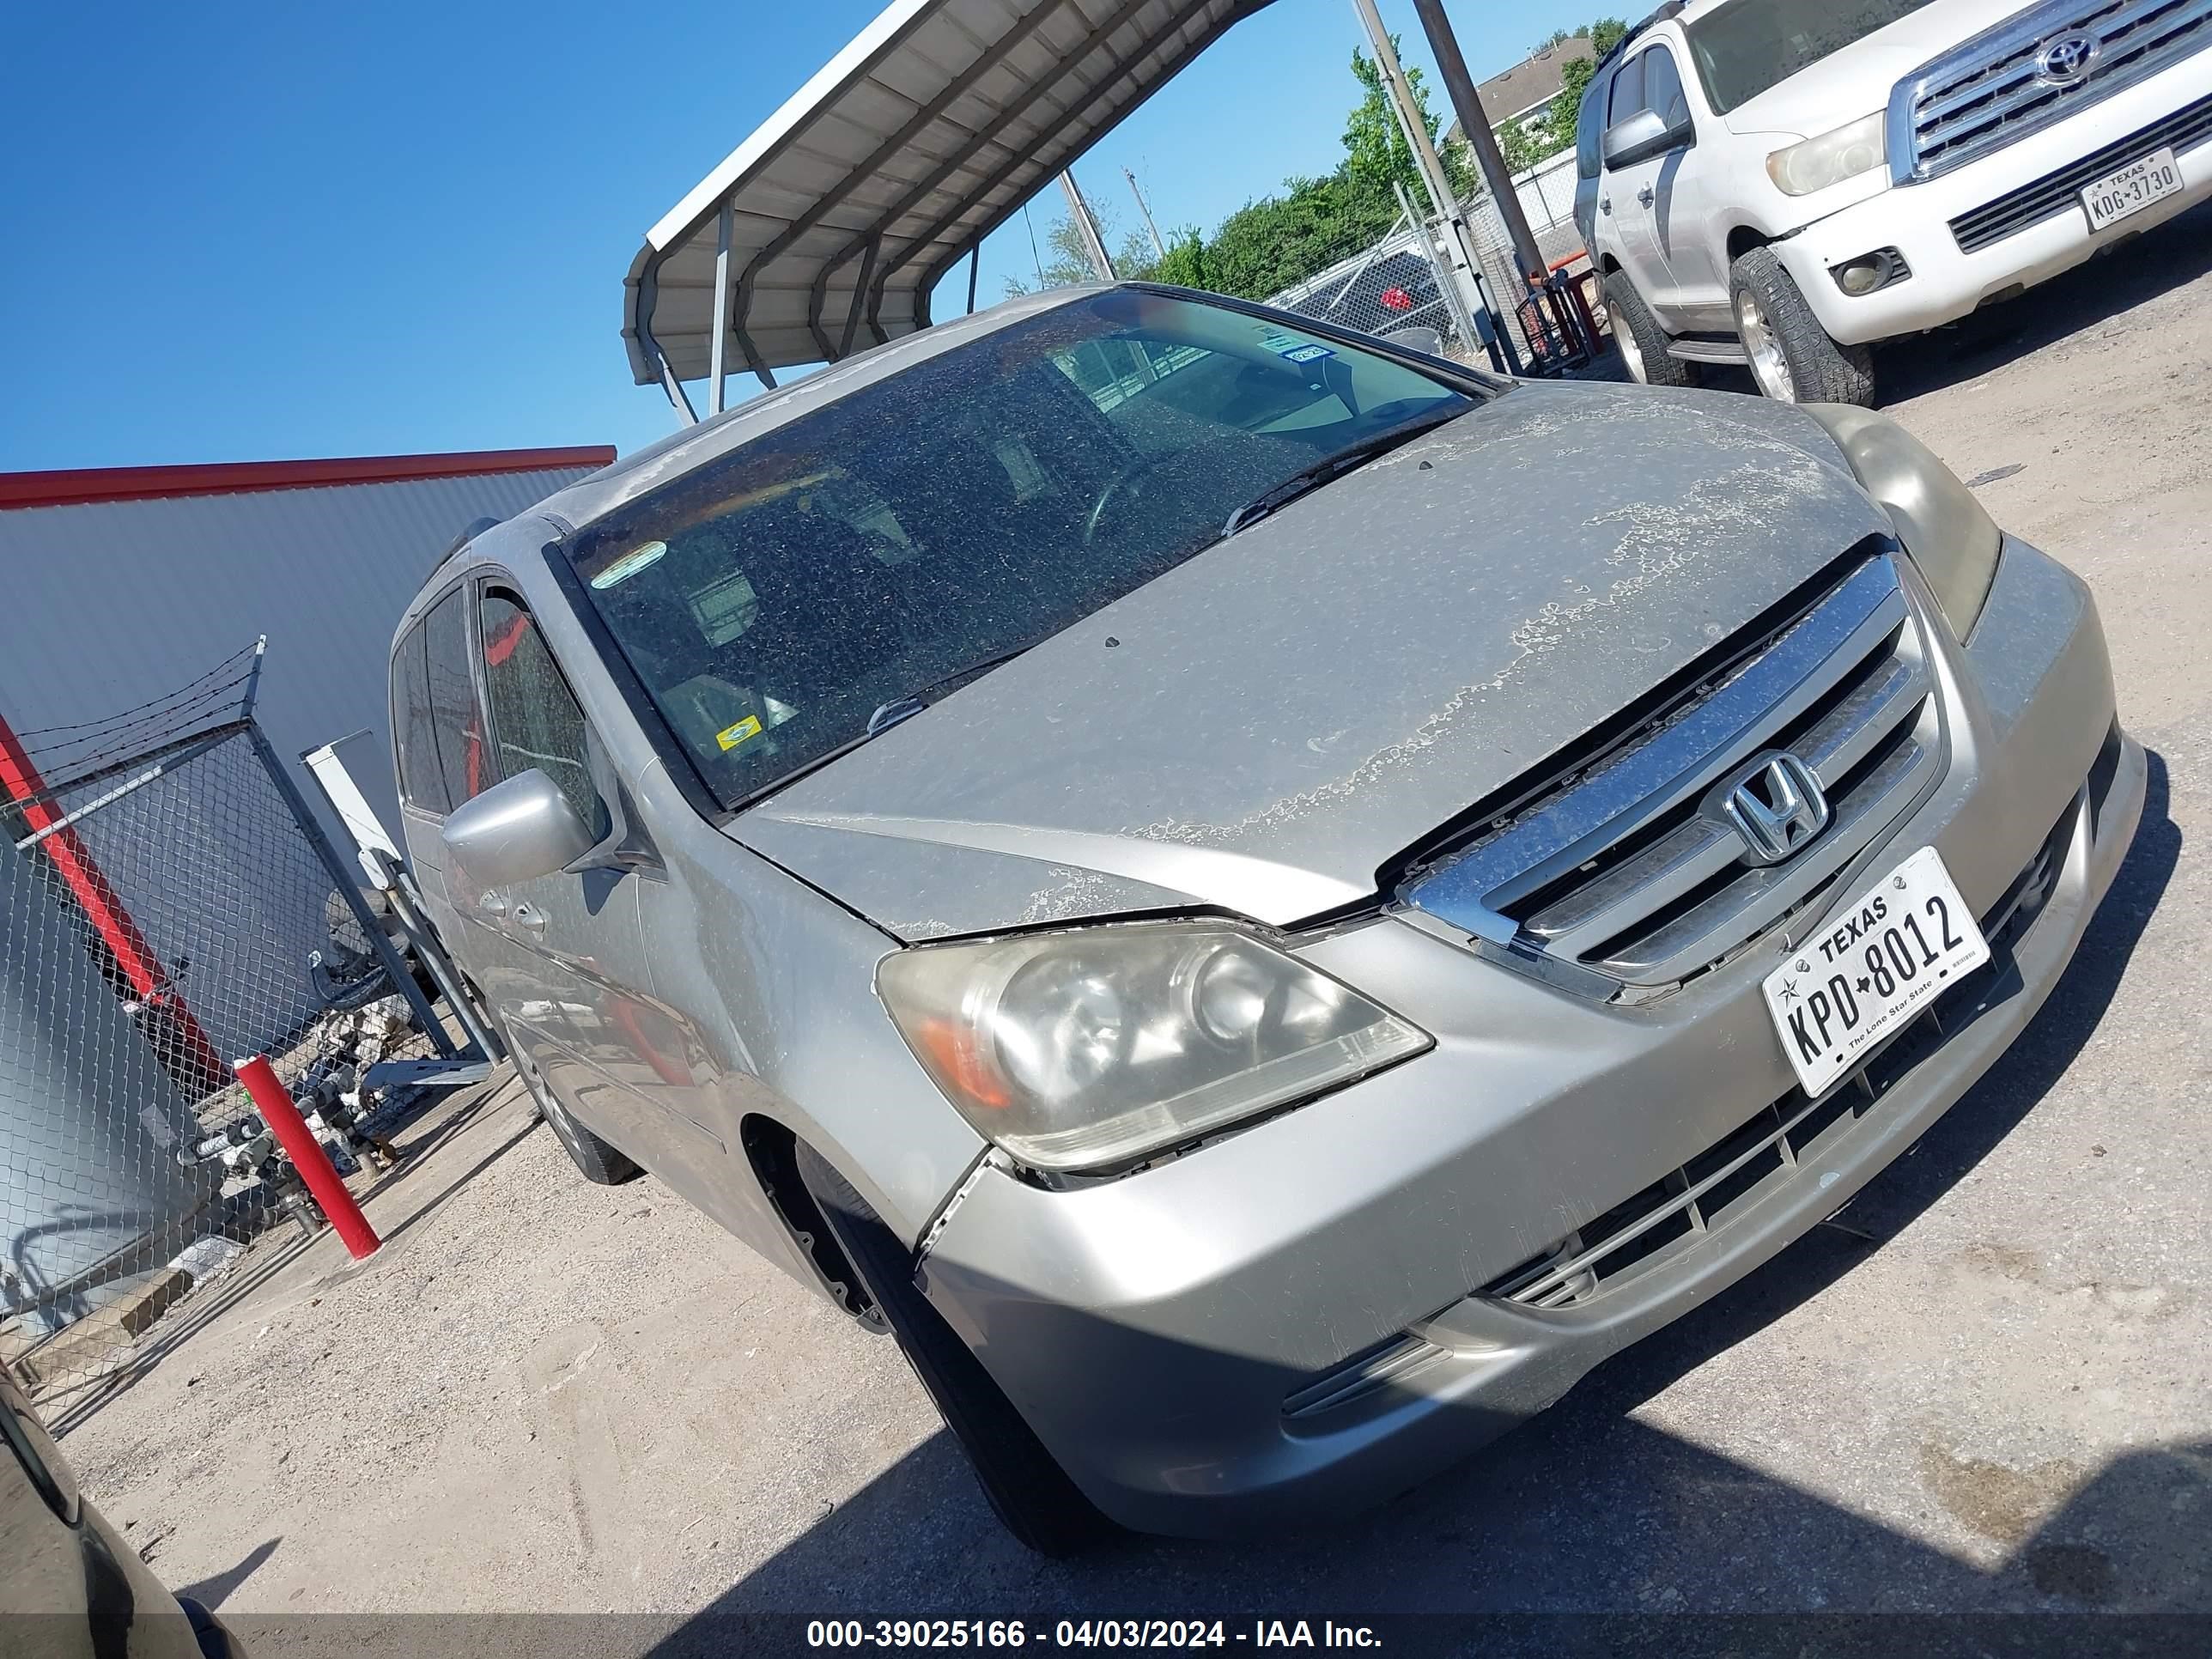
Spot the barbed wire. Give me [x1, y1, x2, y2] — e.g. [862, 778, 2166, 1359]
[9, 644, 262, 790]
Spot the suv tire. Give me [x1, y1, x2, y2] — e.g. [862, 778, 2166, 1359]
[502, 1020, 643, 1185]
[1729, 247, 1875, 405]
[793, 1140, 1119, 1557]
[1603, 269, 1694, 388]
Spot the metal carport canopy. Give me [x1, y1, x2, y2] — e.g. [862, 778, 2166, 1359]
[622, 0, 1272, 397]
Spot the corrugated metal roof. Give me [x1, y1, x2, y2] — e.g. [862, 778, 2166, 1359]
[622, 0, 1271, 386]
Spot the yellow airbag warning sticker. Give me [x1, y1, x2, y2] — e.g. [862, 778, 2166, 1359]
[715, 715, 764, 751]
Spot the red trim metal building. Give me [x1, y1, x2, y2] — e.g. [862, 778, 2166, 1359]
[0, 447, 612, 838]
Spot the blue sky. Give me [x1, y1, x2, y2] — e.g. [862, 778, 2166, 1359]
[0, 0, 1601, 469]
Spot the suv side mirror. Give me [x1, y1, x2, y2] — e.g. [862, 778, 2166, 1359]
[441, 769, 597, 890]
[1602, 108, 1693, 170]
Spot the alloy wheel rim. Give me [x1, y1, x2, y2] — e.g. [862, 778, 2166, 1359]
[1617, 322, 1648, 383]
[1735, 291, 1796, 401]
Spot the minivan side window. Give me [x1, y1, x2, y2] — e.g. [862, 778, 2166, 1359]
[421, 589, 486, 812]
[392, 620, 446, 814]
[478, 589, 609, 841]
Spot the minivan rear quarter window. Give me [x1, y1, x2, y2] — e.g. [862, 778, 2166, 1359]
[422, 589, 486, 811]
[563, 291, 1482, 812]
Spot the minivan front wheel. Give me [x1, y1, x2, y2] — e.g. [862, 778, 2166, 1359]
[1729, 247, 1875, 405]
[793, 1140, 1118, 1556]
[501, 1020, 642, 1185]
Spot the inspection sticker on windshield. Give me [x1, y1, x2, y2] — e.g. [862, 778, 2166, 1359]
[1761, 846, 1988, 1098]
[715, 714, 763, 751]
[1255, 325, 1333, 363]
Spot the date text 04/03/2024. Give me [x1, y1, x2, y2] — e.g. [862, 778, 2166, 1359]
[805, 1619, 1382, 1648]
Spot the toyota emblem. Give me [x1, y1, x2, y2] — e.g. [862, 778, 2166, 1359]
[2035, 31, 2100, 85]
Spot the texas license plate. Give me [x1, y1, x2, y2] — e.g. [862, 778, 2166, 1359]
[1761, 846, 1989, 1097]
[2081, 147, 2183, 232]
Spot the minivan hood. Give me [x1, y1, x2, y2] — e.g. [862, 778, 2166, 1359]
[731, 381, 1887, 941]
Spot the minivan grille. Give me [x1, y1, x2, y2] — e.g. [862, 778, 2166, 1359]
[1893, 0, 2212, 183]
[1402, 553, 1942, 994]
[1950, 88, 2212, 252]
[1480, 802, 2075, 1312]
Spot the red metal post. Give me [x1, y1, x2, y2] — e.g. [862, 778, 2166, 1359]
[0, 709, 229, 1089]
[234, 1055, 382, 1259]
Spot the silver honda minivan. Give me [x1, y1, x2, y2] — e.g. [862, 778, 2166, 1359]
[392, 284, 2142, 1553]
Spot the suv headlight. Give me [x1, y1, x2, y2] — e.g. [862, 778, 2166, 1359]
[879, 922, 1430, 1173]
[1803, 404, 2003, 637]
[1766, 112, 1887, 196]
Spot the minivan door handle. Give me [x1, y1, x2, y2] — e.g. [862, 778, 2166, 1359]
[1638, 185, 1654, 208]
[511, 902, 548, 933]
[1600, 196, 1612, 215]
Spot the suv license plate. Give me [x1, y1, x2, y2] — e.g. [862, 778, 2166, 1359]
[1761, 846, 1990, 1098]
[2082, 147, 2183, 232]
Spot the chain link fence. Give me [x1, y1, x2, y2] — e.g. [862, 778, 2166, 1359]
[1254, 182, 1600, 374]
[1, 648, 431, 1415]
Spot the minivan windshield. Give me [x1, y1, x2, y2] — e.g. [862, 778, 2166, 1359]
[563, 289, 1483, 811]
[1685, 0, 1937, 113]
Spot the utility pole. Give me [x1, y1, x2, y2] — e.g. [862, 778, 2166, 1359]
[1124, 167, 1168, 259]
[1409, 0, 1549, 289]
[1348, 0, 1465, 243]
[1058, 169, 1117, 282]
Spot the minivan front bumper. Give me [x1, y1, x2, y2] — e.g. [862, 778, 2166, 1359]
[917, 538, 2142, 1537]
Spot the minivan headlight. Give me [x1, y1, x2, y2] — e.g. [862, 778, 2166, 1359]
[878, 922, 1430, 1173]
[1803, 404, 2004, 637]
[1766, 112, 1887, 196]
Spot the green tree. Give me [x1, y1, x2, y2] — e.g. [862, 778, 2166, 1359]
[1002, 203, 1158, 296]
[1497, 115, 1551, 175]
[1342, 42, 1475, 204]
[1150, 228, 1208, 290]
[1589, 15, 1628, 58]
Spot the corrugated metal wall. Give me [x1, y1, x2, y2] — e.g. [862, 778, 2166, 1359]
[0, 466, 594, 839]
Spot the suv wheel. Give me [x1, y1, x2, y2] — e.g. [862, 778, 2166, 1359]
[502, 1022, 642, 1185]
[1603, 269, 1694, 388]
[793, 1141, 1119, 1556]
[1729, 247, 1875, 405]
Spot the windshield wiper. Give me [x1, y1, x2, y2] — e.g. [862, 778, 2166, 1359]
[1218, 406, 1465, 538]
[866, 641, 1041, 735]
[725, 642, 1044, 814]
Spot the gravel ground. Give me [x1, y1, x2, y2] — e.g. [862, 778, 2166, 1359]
[56, 204, 2212, 1637]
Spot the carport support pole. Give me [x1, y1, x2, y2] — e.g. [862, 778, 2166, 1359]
[1410, 0, 1548, 292]
[708, 198, 734, 416]
[1058, 170, 1117, 282]
[235, 1055, 381, 1260]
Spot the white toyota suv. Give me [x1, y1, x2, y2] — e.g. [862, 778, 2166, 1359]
[1575, 0, 2212, 402]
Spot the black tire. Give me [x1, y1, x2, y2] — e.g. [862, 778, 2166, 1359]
[502, 1022, 642, 1185]
[1603, 268, 1694, 388]
[1729, 246, 1875, 405]
[793, 1141, 1119, 1556]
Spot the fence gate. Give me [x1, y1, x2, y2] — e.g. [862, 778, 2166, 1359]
[0, 644, 437, 1419]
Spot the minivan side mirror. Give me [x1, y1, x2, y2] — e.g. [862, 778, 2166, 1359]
[1602, 107, 1693, 170]
[441, 769, 598, 890]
